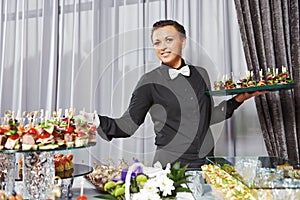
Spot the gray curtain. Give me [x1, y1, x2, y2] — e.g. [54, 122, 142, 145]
[234, 0, 300, 162]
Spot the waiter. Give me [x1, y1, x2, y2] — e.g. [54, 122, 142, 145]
[96, 20, 266, 168]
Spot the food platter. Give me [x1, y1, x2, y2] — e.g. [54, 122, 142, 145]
[206, 156, 300, 189]
[59, 163, 93, 179]
[85, 160, 129, 192]
[206, 83, 295, 96]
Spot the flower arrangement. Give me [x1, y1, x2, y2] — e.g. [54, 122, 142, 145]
[95, 161, 192, 200]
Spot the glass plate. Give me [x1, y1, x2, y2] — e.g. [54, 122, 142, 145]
[206, 156, 300, 189]
[16, 163, 93, 181]
[0, 142, 96, 153]
[206, 83, 295, 96]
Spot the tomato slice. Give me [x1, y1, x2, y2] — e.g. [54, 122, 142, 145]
[27, 128, 38, 137]
[88, 125, 97, 133]
[0, 126, 8, 133]
[52, 131, 61, 138]
[9, 134, 19, 140]
[39, 131, 51, 139]
[64, 126, 75, 134]
[76, 132, 85, 137]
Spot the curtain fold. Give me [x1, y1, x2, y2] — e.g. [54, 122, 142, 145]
[0, 0, 267, 166]
[0, 0, 58, 113]
[234, 0, 300, 162]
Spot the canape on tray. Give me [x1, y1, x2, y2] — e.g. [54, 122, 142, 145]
[213, 66, 294, 91]
[0, 108, 98, 151]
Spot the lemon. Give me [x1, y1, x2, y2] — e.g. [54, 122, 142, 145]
[136, 174, 148, 183]
[104, 181, 115, 191]
[116, 180, 124, 185]
[114, 187, 125, 196]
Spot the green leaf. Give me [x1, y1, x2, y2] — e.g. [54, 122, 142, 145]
[76, 119, 86, 126]
[8, 119, 19, 126]
[176, 169, 186, 179]
[175, 187, 192, 193]
[94, 194, 118, 200]
[172, 162, 181, 170]
[130, 177, 139, 193]
[167, 173, 175, 180]
[53, 120, 60, 125]
[60, 121, 68, 127]
[5, 129, 17, 136]
[173, 179, 188, 187]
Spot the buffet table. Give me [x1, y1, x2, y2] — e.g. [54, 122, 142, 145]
[2, 142, 300, 200]
[70, 156, 300, 200]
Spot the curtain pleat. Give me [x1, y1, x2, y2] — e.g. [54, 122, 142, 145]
[289, 0, 300, 156]
[0, 0, 268, 165]
[234, 0, 300, 162]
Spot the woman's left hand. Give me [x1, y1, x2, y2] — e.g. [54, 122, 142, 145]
[234, 90, 269, 103]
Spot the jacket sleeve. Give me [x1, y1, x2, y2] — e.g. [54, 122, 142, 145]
[195, 66, 243, 125]
[210, 97, 243, 125]
[97, 75, 153, 141]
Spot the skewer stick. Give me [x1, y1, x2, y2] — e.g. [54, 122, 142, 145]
[40, 109, 44, 120]
[22, 111, 28, 118]
[65, 109, 70, 127]
[64, 109, 68, 117]
[57, 109, 62, 120]
[246, 70, 250, 78]
[259, 69, 263, 80]
[45, 110, 49, 122]
[16, 110, 21, 119]
[29, 111, 35, 125]
[53, 111, 57, 118]
[93, 110, 97, 124]
[80, 179, 84, 196]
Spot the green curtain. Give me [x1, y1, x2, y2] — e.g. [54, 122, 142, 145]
[234, 0, 300, 162]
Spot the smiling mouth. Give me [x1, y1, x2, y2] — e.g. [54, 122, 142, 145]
[161, 51, 171, 57]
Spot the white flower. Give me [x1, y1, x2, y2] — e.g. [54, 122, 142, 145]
[131, 193, 143, 200]
[132, 191, 161, 200]
[142, 178, 159, 194]
[151, 162, 171, 177]
[132, 179, 161, 200]
[128, 162, 185, 200]
[156, 174, 175, 197]
[163, 163, 171, 175]
[153, 161, 163, 169]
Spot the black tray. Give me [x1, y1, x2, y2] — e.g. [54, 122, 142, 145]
[206, 83, 295, 96]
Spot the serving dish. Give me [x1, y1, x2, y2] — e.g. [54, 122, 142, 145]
[206, 83, 295, 96]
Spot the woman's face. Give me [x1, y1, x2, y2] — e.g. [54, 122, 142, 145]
[152, 25, 186, 68]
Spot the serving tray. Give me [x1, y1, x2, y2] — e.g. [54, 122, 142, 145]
[206, 83, 295, 96]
